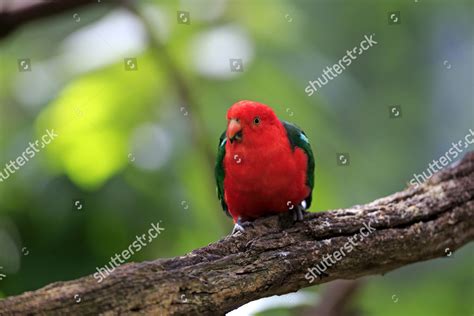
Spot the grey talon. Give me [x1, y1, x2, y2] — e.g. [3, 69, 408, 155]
[292, 205, 306, 222]
[231, 217, 248, 235]
[231, 223, 245, 235]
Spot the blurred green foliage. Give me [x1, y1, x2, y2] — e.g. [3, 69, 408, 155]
[36, 52, 163, 188]
[0, 0, 473, 314]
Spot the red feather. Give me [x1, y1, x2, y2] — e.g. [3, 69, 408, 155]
[223, 101, 310, 222]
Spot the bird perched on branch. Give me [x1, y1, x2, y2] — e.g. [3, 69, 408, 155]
[215, 100, 315, 233]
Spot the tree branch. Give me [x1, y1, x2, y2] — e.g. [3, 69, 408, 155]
[302, 280, 362, 316]
[0, 0, 109, 39]
[1, 152, 473, 315]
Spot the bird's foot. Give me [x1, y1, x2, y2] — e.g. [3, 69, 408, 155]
[292, 205, 308, 222]
[230, 218, 252, 235]
[231, 223, 245, 235]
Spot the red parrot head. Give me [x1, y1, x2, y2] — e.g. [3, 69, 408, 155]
[226, 100, 281, 146]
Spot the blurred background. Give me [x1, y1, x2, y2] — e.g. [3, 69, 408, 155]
[0, 0, 473, 315]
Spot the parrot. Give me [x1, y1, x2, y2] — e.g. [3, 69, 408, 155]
[215, 100, 315, 233]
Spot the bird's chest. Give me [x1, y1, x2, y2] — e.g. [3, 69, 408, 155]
[224, 145, 298, 195]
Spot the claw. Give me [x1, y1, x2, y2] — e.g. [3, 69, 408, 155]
[231, 217, 247, 235]
[291, 205, 307, 222]
[231, 223, 245, 235]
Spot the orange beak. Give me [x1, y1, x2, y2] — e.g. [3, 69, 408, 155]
[228, 119, 242, 143]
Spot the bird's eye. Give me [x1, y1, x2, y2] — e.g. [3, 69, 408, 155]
[253, 117, 260, 125]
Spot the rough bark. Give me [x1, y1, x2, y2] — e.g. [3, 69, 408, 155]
[0, 152, 473, 315]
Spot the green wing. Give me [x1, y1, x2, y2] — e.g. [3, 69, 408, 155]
[215, 131, 231, 217]
[281, 120, 315, 209]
